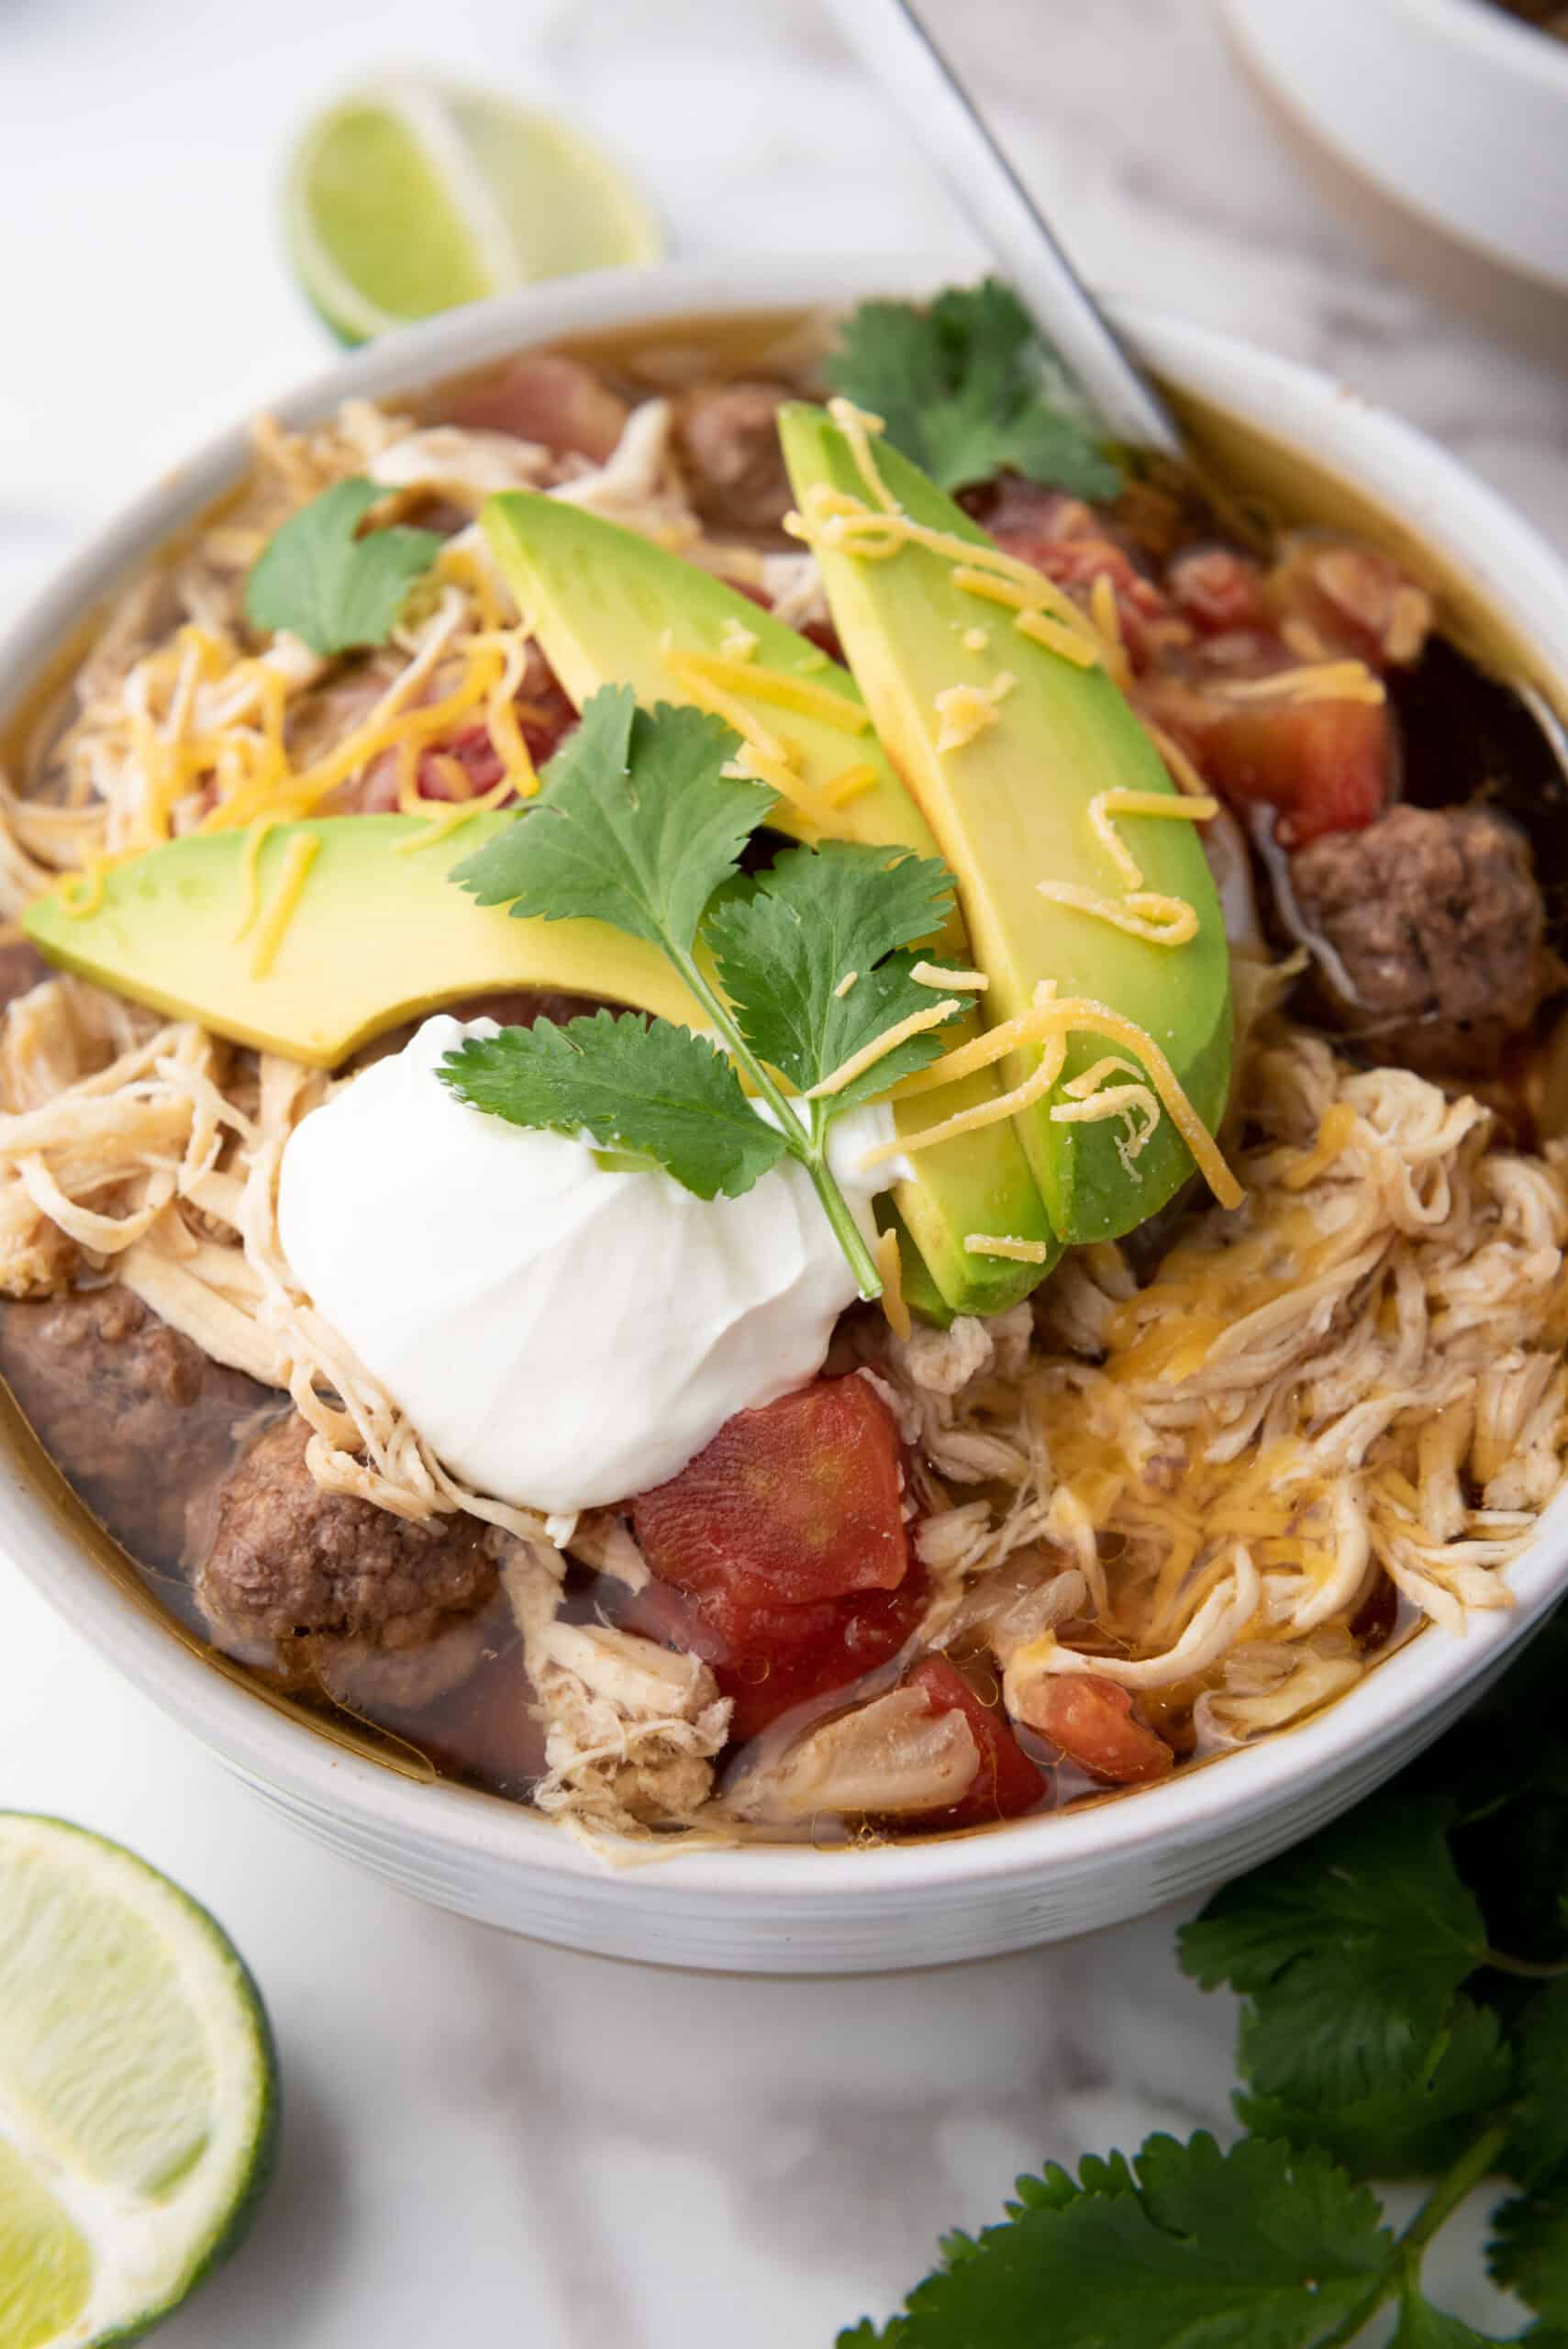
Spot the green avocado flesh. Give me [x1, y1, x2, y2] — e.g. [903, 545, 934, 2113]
[22, 814, 700, 1066]
[482, 491, 1056, 1314]
[779, 406, 1233, 1246]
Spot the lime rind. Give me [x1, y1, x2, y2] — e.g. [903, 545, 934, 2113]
[284, 76, 665, 347]
[0, 1815, 277, 2349]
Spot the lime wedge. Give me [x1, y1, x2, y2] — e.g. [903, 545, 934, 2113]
[284, 77, 665, 344]
[0, 1816, 277, 2349]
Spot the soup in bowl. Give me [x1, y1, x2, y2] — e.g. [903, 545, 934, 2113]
[3, 257, 1567, 1970]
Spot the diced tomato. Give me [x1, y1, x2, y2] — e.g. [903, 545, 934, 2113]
[513, 674, 580, 769]
[418, 723, 505, 798]
[799, 616, 845, 665]
[970, 477, 1093, 552]
[1167, 546, 1272, 637]
[624, 1572, 927, 1742]
[973, 478, 1174, 669]
[1188, 697, 1391, 845]
[352, 675, 579, 815]
[439, 353, 630, 462]
[631, 1377, 909, 1609]
[901, 1656, 1046, 1829]
[1266, 532, 1432, 672]
[1023, 1673, 1174, 1787]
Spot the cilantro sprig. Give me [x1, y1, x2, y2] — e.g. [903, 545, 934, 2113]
[843, 1605, 1568, 2345]
[443, 685, 965, 1295]
[244, 476, 443, 655]
[825, 278, 1122, 502]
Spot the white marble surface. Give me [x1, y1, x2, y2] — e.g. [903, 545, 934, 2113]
[0, 0, 1562, 2339]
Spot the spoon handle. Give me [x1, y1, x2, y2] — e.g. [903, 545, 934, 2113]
[826, 0, 1185, 459]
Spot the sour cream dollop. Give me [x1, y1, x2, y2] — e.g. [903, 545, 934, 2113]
[277, 1015, 909, 1515]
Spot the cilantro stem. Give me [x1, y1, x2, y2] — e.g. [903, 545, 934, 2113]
[1484, 1946, 1568, 1979]
[667, 946, 884, 1299]
[1307, 2119, 1511, 2349]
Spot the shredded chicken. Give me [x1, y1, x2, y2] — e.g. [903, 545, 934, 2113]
[0, 390, 795, 919]
[849, 1019, 1568, 1757]
[729, 1686, 978, 1824]
[501, 1542, 730, 1838]
[1008, 1029, 1568, 1717]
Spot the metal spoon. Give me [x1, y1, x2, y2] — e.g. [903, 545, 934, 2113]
[822, 0, 1184, 457]
[823, 0, 1568, 800]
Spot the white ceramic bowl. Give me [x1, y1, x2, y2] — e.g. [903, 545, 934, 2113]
[1221, 0, 1568, 346]
[5, 255, 1568, 1974]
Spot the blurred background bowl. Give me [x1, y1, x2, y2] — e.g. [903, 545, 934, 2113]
[1219, 0, 1568, 355]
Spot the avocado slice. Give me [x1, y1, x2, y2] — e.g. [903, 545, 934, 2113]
[22, 815, 698, 1066]
[778, 406, 1232, 1246]
[481, 491, 1057, 1313]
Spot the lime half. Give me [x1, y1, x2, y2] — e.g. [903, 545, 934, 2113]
[284, 77, 665, 344]
[0, 1816, 277, 2349]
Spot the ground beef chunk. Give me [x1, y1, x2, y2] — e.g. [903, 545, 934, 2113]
[1289, 803, 1555, 1074]
[0, 1286, 265, 1564]
[674, 380, 792, 534]
[194, 1412, 497, 1669]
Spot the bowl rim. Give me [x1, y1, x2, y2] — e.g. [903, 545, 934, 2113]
[1391, 0, 1568, 92]
[5, 249, 1568, 1904]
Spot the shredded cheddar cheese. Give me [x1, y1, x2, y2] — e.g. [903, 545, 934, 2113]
[249, 831, 320, 980]
[55, 856, 113, 919]
[1089, 573, 1130, 690]
[1145, 722, 1212, 801]
[964, 1232, 1051, 1264]
[1036, 787, 1219, 951]
[669, 647, 872, 736]
[1089, 788, 1221, 883]
[663, 647, 844, 833]
[1215, 660, 1385, 707]
[822, 762, 879, 807]
[910, 962, 986, 992]
[861, 1030, 1070, 1169]
[895, 981, 1062, 1099]
[834, 970, 859, 998]
[825, 396, 901, 515]
[805, 997, 962, 1102]
[874, 1223, 911, 1340]
[945, 562, 1104, 662]
[392, 767, 516, 856]
[1013, 608, 1103, 669]
[1050, 1074, 1162, 1174]
[933, 671, 1017, 754]
[871, 991, 1242, 1208]
[233, 817, 283, 942]
[721, 744, 843, 833]
[1034, 879, 1201, 948]
[717, 618, 760, 661]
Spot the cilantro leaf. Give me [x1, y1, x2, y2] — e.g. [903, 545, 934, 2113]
[1180, 1795, 1488, 2110]
[1388, 2292, 1516, 2346]
[839, 2132, 1389, 2348]
[438, 1012, 785, 1201]
[1444, 1726, 1568, 1982]
[706, 841, 963, 1107]
[244, 477, 443, 655]
[1489, 2176, 1568, 2326]
[453, 687, 772, 958]
[1238, 1996, 1514, 2183]
[1503, 1985, 1568, 2192]
[827, 279, 1122, 501]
